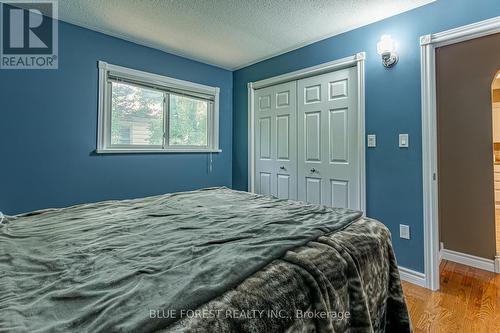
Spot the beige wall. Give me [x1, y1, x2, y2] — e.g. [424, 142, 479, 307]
[436, 33, 500, 259]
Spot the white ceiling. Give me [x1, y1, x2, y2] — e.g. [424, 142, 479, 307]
[58, 0, 435, 70]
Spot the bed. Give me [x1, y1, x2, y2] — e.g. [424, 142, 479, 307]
[0, 187, 410, 332]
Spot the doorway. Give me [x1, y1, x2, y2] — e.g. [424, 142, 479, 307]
[492, 72, 500, 254]
[435, 32, 500, 270]
[421, 18, 500, 290]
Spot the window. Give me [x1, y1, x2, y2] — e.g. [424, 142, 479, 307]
[169, 94, 209, 146]
[111, 82, 164, 147]
[97, 61, 220, 153]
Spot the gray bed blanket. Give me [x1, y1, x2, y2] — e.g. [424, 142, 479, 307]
[163, 218, 411, 333]
[0, 187, 365, 332]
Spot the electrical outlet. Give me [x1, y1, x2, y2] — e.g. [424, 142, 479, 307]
[367, 134, 376, 147]
[400, 224, 410, 239]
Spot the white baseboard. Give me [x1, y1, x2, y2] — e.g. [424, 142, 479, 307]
[440, 248, 499, 273]
[398, 266, 426, 287]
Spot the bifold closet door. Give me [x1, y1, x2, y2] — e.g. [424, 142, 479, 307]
[297, 66, 359, 209]
[254, 81, 297, 200]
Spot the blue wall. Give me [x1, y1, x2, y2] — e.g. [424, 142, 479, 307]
[2, 0, 500, 272]
[0, 21, 233, 215]
[232, 0, 500, 272]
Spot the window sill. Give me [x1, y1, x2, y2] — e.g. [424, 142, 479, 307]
[95, 148, 222, 154]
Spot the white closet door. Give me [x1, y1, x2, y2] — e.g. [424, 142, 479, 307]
[254, 81, 297, 199]
[297, 66, 359, 209]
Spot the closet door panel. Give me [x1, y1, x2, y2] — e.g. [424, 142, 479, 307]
[276, 115, 290, 160]
[277, 174, 291, 199]
[329, 108, 348, 163]
[254, 81, 297, 199]
[305, 177, 322, 204]
[297, 66, 359, 209]
[258, 117, 271, 159]
[259, 172, 272, 195]
[304, 111, 322, 162]
[255, 88, 275, 196]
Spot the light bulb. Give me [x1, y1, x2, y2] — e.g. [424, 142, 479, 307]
[377, 35, 397, 55]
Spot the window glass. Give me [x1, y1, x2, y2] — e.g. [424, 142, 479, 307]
[111, 82, 164, 146]
[169, 94, 208, 146]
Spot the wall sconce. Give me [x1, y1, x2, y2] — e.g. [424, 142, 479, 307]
[377, 35, 398, 68]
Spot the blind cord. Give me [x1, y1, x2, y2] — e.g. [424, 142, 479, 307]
[208, 152, 213, 173]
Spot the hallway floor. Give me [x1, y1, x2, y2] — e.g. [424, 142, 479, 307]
[402, 260, 500, 333]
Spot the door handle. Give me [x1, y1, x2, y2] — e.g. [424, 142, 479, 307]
[310, 168, 317, 173]
[279, 166, 286, 170]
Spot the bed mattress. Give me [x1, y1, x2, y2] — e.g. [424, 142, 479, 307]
[0, 187, 410, 332]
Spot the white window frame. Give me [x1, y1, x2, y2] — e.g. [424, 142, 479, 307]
[96, 61, 221, 154]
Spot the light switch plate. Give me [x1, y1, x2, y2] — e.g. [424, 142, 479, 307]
[400, 224, 410, 239]
[367, 134, 376, 147]
[399, 134, 409, 148]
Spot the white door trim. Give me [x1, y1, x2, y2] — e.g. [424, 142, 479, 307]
[421, 16, 500, 291]
[248, 52, 366, 213]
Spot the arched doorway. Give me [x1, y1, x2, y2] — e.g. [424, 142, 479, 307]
[492, 70, 500, 256]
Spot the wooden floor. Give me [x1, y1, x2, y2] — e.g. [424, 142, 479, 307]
[402, 260, 500, 333]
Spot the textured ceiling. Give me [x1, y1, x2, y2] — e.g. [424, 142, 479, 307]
[58, 0, 434, 70]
